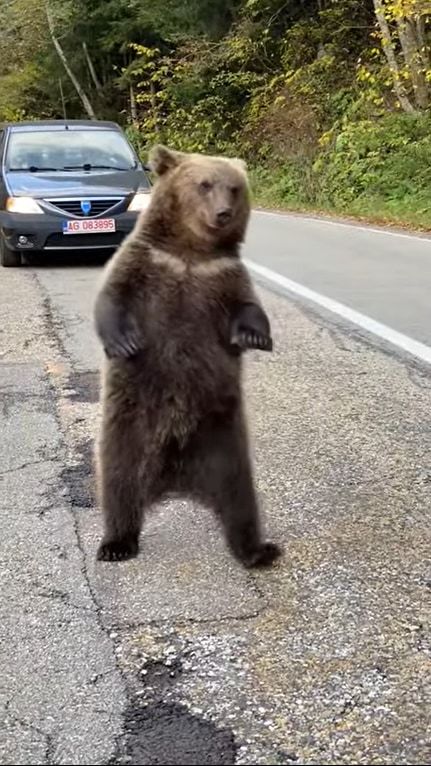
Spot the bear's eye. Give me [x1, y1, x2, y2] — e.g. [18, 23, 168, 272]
[230, 185, 239, 196]
[199, 180, 213, 193]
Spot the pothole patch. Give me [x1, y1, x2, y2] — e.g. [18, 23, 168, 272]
[61, 439, 95, 508]
[117, 701, 236, 765]
[65, 371, 100, 403]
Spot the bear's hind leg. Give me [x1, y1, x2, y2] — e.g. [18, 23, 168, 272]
[97, 466, 144, 562]
[96, 420, 159, 562]
[215, 450, 281, 568]
[190, 412, 282, 568]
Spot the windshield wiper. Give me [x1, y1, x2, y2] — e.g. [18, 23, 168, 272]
[63, 163, 131, 171]
[8, 166, 60, 172]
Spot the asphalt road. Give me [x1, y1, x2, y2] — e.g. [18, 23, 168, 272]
[247, 211, 431, 347]
[1, 212, 431, 765]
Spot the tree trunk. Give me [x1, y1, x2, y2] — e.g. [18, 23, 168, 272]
[397, 17, 430, 109]
[372, 0, 416, 113]
[416, 15, 431, 71]
[130, 82, 138, 125]
[59, 78, 67, 119]
[149, 80, 159, 134]
[46, 3, 96, 119]
[82, 41, 102, 94]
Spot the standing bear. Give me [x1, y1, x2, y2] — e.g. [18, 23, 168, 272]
[93, 144, 282, 568]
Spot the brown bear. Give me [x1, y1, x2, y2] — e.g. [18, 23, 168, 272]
[93, 144, 281, 568]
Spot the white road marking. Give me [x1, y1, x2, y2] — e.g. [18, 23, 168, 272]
[244, 258, 431, 366]
[253, 209, 431, 244]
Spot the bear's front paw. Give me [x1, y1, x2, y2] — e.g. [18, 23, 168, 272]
[95, 292, 143, 359]
[104, 329, 142, 359]
[230, 329, 273, 352]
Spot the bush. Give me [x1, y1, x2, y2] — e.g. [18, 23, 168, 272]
[315, 114, 431, 225]
[253, 113, 431, 228]
[250, 161, 316, 209]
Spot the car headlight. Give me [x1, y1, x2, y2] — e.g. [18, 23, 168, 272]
[128, 192, 151, 212]
[6, 196, 44, 214]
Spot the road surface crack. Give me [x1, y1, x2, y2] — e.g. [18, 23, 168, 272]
[0, 458, 58, 477]
[40, 294, 74, 363]
[5, 700, 54, 764]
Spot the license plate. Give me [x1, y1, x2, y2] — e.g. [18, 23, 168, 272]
[62, 218, 116, 234]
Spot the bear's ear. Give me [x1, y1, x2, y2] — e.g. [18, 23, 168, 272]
[229, 157, 247, 174]
[148, 145, 185, 176]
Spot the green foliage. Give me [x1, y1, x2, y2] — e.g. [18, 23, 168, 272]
[253, 113, 431, 229]
[314, 113, 431, 224]
[250, 162, 316, 207]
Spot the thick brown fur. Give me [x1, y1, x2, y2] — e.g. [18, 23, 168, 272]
[93, 144, 282, 567]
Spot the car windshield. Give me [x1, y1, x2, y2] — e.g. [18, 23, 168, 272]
[5, 129, 138, 172]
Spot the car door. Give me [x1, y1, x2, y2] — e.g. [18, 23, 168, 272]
[0, 130, 8, 209]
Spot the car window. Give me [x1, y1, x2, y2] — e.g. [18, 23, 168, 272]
[5, 129, 141, 174]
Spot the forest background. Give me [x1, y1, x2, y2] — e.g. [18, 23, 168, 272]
[1, 0, 431, 228]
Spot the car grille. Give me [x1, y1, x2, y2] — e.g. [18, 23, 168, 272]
[44, 232, 125, 249]
[44, 197, 124, 218]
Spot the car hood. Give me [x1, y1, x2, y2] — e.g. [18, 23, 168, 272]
[5, 168, 149, 198]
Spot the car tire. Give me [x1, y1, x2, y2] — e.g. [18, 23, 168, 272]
[0, 237, 22, 267]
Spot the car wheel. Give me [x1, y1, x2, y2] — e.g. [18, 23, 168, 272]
[0, 237, 22, 267]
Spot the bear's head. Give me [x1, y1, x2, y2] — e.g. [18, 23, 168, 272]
[145, 145, 250, 251]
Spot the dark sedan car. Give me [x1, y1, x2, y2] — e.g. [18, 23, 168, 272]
[0, 119, 152, 266]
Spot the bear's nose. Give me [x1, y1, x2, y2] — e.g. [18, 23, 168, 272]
[216, 208, 232, 226]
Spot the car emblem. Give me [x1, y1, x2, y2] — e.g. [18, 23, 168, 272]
[80, 200, 92, 215]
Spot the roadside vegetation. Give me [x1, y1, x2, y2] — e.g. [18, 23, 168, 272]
[1, 1, 431, 228]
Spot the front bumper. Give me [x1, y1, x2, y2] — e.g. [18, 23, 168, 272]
[0, 210, 139, 252]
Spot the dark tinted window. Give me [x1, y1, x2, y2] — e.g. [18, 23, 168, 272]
[6, 129, 138, 172]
